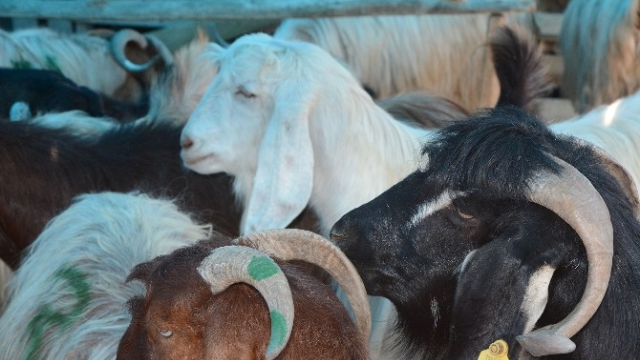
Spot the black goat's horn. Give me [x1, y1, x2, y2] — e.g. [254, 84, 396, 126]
[198, 246, 294, 360]
[234, 229, 372, 343]
[517, 155, 614, 357]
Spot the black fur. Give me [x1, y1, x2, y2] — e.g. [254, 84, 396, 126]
[333, 107, 640, 359]
[0, 120, 241, 268]
[490, 26, 552, 112]
[0, 68, 148, 122]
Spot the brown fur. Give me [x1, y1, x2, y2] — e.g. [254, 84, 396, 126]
[377, 91, 469, 129]
[117, 234, 369, 360]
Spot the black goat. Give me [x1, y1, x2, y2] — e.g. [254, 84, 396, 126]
[331, 106, 640, 359]
[0, 119, 240, 268]
[0, 68, 148, 122]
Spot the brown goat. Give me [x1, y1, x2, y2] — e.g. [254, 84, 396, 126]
[117, 232, 370, 360]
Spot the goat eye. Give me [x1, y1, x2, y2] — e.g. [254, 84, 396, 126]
[236, 86, 257, 99]
[159, 329, 173, 338]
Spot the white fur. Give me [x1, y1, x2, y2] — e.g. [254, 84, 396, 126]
[409, 190, 464, 227]
[274, 15, 503, 111]
[520, 265, 556, 333]
[180, 33, 437, 360]
[0, 28, 139, 102]
[0, 192, 210, 360]
[28, 110, 121, 135]
[560, 0, 640, 113]
[551, 90, 640, 188]
[9, 101, 31, 121]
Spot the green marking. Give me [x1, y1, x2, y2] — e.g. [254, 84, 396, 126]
[248, 255, 279, 281]
[11, 59, 32, 69]
[23, 266, 91, 360]
[44, 55, 62, 74]
[266, 310, 288, 355]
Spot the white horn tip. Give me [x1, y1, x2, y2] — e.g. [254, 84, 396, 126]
[516, 332, 576, 357]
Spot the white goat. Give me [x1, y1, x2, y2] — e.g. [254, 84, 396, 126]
[560, 0, 640, 113]
[180, 33, 437, 359]
[0, 28, 144, 102]
[0, 192, 210, 360]
[551, 90, 640, 190]
[274, 14, 506, 111]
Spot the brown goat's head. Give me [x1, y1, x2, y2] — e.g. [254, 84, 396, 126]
[117, 230, 371, 360]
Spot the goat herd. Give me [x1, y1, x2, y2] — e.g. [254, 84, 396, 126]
[1, 1, 639, 359]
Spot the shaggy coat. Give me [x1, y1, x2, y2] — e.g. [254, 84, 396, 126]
[0, 192, 210, 360]
[560, 0, 640, 113]
[0, 119, 240, 269]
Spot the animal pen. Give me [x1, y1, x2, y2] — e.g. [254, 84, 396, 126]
[7, 0, 626, 359]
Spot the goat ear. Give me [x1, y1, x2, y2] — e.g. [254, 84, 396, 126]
[125, 258, 162, 284]
[241, 82, 315, 235]
[449, 240, 557, 356]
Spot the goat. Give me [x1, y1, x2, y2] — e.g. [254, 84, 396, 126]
[274, 14, 528, 111]
[0, 27, 160, 103]
[549, 90, 640, 193]
[0, 68, 148, 122]
[117, 229, 371, 359]
[560, 0, 640, 113]
[331, 106, 640, 359]
[0, 191, 210, 360]
[0, 118, 240, 270]
[179, 26, 548, 359]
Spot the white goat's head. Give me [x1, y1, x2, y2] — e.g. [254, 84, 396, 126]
[180, 33, 365, 235]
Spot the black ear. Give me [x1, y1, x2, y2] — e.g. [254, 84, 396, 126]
[126, 256, 166, 284]
[445, 236, 559, 359]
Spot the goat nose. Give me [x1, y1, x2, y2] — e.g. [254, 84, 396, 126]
[180, 135, 194, 150]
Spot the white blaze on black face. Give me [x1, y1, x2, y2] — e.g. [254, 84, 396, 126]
[409, 190, 466, 228]
[520, 265, 556, 333]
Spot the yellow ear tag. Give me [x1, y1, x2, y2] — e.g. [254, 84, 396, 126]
[477, 339, 510, 360]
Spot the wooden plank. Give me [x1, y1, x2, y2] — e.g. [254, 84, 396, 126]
[543, 54, 563, 86]
[0, 0, 537, 21]
[536, 98, 576, 124]
[10, 18, 38, 30]
[533, 12, 563, 40]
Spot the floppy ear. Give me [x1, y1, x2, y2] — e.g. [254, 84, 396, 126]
[444, 238, 559, 359]
[241, 81, 316, 235]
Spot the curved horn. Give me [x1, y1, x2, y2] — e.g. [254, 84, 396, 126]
[209, 22, 230, 48]
[110, 29, 160, 73]
[145, 34, 175, 67]
[198, 246, 294, 360]
[234, 229, 372, 342]
[517, 155, 614, 356]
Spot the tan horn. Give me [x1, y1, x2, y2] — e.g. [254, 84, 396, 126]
[517, 155, 614, 356]
[234, 229, 372, 342]
[110, 29, 160, 73]
[198, 245, 294, 360]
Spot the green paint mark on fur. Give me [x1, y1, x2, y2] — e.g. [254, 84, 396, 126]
[248, 255, 279, 281]
[44, 55, 62, 74]
[11, 59, 32, 69]
[266, 310, 288, 355]
[23, 266, 91, 360]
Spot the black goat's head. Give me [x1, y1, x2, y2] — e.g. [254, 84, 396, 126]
[332, 107, 621, 359]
